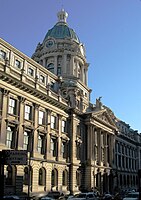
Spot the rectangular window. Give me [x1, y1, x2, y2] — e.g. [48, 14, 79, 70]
[39, 111, 44, 125]
[62, 120, 66, 133]
[25, 105, 31, 120]
[40, 75, 45, 83]
[50, 138, 57, 157]
[6, 127, 13, 148]
[51, 115, 56, 129]
[8, 98, 16, 115]
[37, 135, 44, 154]
[15, 59, 21, 68]
[28, 67, 34, 76]
[0, 50, 6, 60]
[23, 131, 29, 150]
[50, 82, 55, 90]
[61, 141, 67, 158]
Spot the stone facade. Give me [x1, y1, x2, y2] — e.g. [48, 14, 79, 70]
[0, 9, 140, 197]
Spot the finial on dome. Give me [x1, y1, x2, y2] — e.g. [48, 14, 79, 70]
[57, 9, 68, 23]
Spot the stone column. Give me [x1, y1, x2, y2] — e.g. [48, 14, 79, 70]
[33, 104, 40, 156]
[63, 54, 67, 74]
[21, 59, 27, 82]
[97, 129, 102, 165]
[9, 50, 14, 66]
[104, 132, 108, 166]
[0, 89, 9, 145]
[43, 59, 46, 67]
[70, 56, 74, 76]
[85, 66, 88, 86]
[87, 125, 93, 160]
[18, 97, 26, 149]
[54, 56, 58, 75]
[92, 126, 95, 161]
[94, 129, 98, 163]
[57, 115, 62, 161]
[46, 110, 51, 158]
[109, 134, 115, 167]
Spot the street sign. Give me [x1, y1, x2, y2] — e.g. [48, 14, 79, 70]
[2, 150, 27, 165]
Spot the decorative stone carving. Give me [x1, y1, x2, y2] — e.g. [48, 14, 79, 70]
[96, 97, 102, 109]
[2, 89, 9, 96]
[18, 96, 26, 103]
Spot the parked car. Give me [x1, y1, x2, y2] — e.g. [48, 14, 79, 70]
[72, 192, 98, 200]
[3, 196, 20, 200]
[59, 195, 74, 200]
[123, 192, 139, 200]
[102, 193, 114, 200]
[47, 191, 62, 199]
[38, 197, 55, 200]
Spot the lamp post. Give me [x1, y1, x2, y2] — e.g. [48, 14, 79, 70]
[27, 151, 31, 200]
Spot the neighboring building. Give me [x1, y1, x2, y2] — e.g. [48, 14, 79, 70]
[114, 119, 141, 192]
[0, 9, 140, 197]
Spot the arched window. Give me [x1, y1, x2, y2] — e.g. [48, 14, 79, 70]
[24, 167, 29, 185]
[62, 170, 68, 186]
[51, 169, 58, 187]
[47, 63, 54, 73]
[38, 167, 46, 186]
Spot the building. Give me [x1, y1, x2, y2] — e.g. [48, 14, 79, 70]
[114, 119, 141, 192]
[0, 9, 140, 197]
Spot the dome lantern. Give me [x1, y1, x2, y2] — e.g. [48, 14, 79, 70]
[57, 9, 68, 23]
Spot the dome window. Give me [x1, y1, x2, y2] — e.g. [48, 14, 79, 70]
[57, 67, 61, 76]
[47, 63, 54, 74]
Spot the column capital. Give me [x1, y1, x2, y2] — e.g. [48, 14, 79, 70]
[18, 96, 26, 103]
[34, 103, 40, 110]
[2, 89, 9, 96]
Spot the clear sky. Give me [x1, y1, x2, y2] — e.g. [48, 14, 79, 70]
[0, 0, 141, 132]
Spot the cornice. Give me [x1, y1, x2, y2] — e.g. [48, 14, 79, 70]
[0, 71, 69, 112]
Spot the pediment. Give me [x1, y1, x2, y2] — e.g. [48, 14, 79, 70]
[92, 109, 117, 129]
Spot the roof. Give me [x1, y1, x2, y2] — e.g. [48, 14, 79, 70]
[44, 23, 80, 43]
[43, 9, 80, 43]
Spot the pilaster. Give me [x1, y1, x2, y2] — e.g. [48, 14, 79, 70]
[57, 115, 62, 160]
[97, 129, 102, 165]
[33, 104, 40, 156]
[0, 89, 9, 145]
[54, 56, 57, 75]
[18, 96, 26, 149]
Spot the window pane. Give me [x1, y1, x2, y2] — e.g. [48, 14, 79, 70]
[51, 116, 56, 129]
[62, 120, 66, 132]
[40, 75, 45, 83]
[23, 132, 29, 150]
[47, 63, 54, 73]
[0, 50, 6, 59]
[25, 105, 31, 120]
[37, 135, 42, 153]
[39, 111, 44, 124]
[15, 60, 21, 68]
[6, 127, 13, 148]
[8, 98, 16, 114]
[28, 68, 34, 76]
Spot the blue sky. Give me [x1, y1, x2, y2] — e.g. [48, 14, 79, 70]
[0, 0, 141, 132]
